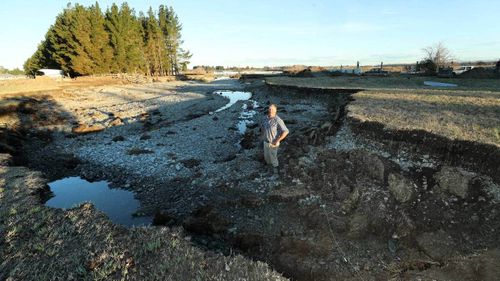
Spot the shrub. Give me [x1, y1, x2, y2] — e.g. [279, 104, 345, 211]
[417, 59, 437, 75]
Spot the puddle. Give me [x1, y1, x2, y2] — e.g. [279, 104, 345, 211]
[213, 90, 259, 135]
[45, 177, 151, 227]
[424, 81, 458, 87]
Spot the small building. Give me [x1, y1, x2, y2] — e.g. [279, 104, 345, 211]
[37, 69, 64, 78]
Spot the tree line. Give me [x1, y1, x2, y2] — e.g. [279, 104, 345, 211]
[0, 66, 24, 75]
[24, 2, 191, 77]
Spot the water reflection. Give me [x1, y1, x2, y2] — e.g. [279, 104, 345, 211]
[213, 90, 252, 112]
[213, 90, 259, 135]
[45, 177, 151, 227]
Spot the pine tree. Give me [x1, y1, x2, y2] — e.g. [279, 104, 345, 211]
[178, 48, 192, 72]
[105, 4, 122, 73]
[87, 2, 113, 74]
[105, 3, 145, 73]
[45, 5, 78, 75]
[68, 4, 96, 75]
[158, 5, 172, 75]
[24, 2, 191, 77]
[141, 7, 166, 76]
[158, 5, 179, 75]
[24, 38, 58, 76]
[158, 5, 189, 75]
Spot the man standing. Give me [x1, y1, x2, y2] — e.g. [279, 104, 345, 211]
[261, 104, 289, 177]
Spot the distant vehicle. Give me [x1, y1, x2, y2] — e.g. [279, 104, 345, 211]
[452, 66, 474, 76]
[362, 68, 389, 76]
[36, 68, 64, 78]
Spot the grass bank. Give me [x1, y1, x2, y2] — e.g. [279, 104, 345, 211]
[266, 76, 500, 147]
[0, 166, 286, 280]
[266, 76, 500, 91]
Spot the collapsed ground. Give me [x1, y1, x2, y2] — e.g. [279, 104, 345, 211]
[1, 75, 499, 280]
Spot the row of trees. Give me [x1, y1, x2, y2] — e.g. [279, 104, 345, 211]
[24, 2, 191, 77]
[0, 66, 24, 75]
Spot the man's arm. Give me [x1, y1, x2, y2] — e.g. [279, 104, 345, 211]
[272, 118, 289, 146]
[273, 131, 288, 146]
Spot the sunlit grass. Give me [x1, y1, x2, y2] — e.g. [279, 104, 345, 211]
[266, 76, 500, 91]
[266, 76, 500, 146]
[348, 89, 500, 146]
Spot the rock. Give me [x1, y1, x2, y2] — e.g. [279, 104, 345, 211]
[212, 116, 219, 121]
[72, 123, 105, 134]
[127, 148, 154, 155]
[349, 150, 385, 183]
[348, 212, 369, 238]
[112, 135, 125, 142]
[387, 239, 398, 254]
[175, 163, 182, 171]
[179, 159, 201, 168]
[434, 166, 475, 199]
[416, 231, 458, 262]
[388, 173, 415, 203]
[108, 117, 123, 127]
[341, 186, 361, 212]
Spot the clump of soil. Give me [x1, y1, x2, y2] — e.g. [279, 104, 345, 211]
[127, 148, 154, 155]
[459, 67, 498, 78]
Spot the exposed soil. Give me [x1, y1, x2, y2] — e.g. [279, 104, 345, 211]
[2, 76, 499, 280]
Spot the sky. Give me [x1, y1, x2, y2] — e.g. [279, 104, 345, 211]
[1, 0, 499, 69]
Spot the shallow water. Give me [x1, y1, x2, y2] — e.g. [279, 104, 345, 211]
[213, 90, 253, 112]
[424, 81, 457, 87]
[45, 177, 151, 227]
[213, 90, 259, 135]
[237, 101, 259, 134]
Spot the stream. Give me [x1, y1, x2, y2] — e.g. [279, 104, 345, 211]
[213, 90, 259, 135]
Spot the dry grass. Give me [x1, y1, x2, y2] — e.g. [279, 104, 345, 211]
[348, 90, 500, 147]
[184, 73, 215, 83]
[266, 76, 500, 147]
[0, 76, 134, 97]
[266, 76, 500, 91]
[0, 166, 286, 280]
